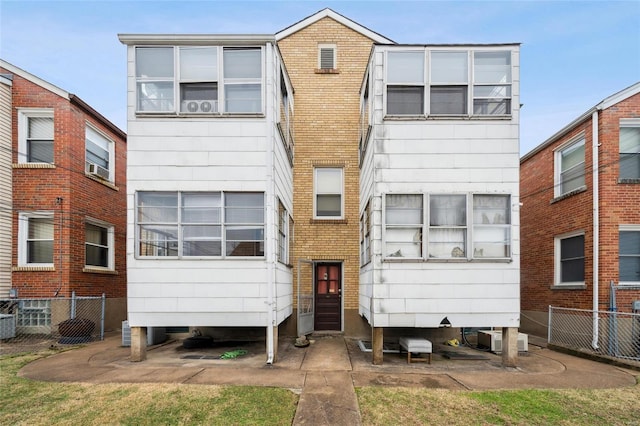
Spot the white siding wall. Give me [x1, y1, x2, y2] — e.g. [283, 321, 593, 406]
[360, 45, 521, 328]
[125, 43, 293, 328]
[0, 77, 12, 297]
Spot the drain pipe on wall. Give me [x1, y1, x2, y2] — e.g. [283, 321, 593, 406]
[265, 41, 276, 365]
[592, 110, 600, 350]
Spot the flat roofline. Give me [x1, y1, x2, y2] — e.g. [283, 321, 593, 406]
[374, 42, 521, 47]
[118, 34, 276, 45]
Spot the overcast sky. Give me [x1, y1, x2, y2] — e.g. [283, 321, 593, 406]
[1, 0, 638, 156]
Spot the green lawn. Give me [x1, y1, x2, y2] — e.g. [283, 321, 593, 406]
[3, 348, 639, 425]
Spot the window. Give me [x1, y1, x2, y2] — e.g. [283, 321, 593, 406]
[135, 46, 263, 114]
[430, 51, 468, 115]
[277, 200, 289, 264]
[136, 191, 264, 258]
[136, 47, 174, 112]
[360, 200, 371, 266]
[223, 47, 262, 113]
[18, 212, 54, 266]
[383, 193, 512, 260]
[473, 51, 512, 115]
[429, 195, 466, 258]
[85, 221, 114, 269]
[318, 44, 336, 69]
[17, 109, 54, 164]
[314, 168, 343, 218]
[384, 48, 513, 117]
[620, 120, 640, 180]
[620, 229, 640, 284]
[386, 51, 424, 115]
[556, 233, 585, 285]
[385, 194, 423, 258]
[555, 137, 585, 197]
[179, 46, 218, 113]
[85, 125, 114, 181]
[473, 195, 511, 258]
[17, 300, 51, 327]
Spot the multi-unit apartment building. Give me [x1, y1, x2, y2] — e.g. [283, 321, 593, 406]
[0, 60, 128, 332]
[120, 8, 521, 364]
[520, 82, 640, 336]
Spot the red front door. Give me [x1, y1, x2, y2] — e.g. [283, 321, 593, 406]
[314, 263, 342, 330]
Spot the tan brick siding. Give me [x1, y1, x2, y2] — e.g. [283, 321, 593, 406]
[278, 17, 375, 311]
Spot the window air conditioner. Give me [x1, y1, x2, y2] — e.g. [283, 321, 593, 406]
[477, 330, 528, 353]
[181, 100, 217, 113]
[88, 163, 110, 180]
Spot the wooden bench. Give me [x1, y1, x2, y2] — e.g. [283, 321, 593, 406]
[398, 337, 432, 364]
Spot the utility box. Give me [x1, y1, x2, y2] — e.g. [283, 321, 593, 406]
[121, 321, 167, 346]
[632, 300, 640, 313]
[478, 330, 528, 353]
[0, 314, 16, 339]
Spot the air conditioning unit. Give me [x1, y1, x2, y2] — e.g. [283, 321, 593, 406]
[477, 330, 528, 353]
[87, 163, 110, 180]
[121, 320, 167, 346]
[181, 100, 217, 114]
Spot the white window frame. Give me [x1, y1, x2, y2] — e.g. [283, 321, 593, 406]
[85, 124, 115, 182]
[318, 43, 337, 69]
[554, 231, 585, 286]
[277, 199, 289, 265]
[85, 218, 115, 270]
[134, 45, 265, 115]
[619, 225, 640, 286]
[136, 191, 265, 259]
[17, 108, 54, 164]
[18, 211, 54, 267]
[384, 49, 426, 116]
[619, 119, 640, 180]
[554, 135, 586, 198]
[313, 168, 344, 220]
[382, 193, 512, 261]
[360, 200, 372, 266]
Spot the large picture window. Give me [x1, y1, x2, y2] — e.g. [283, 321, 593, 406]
[135, 46, 263, 114]
[384, 48, 512, 117]
[136, 191, 264, 258]
[383, 193, 511, 261]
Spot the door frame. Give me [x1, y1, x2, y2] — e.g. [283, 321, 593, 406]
[313, 261, 344, 331]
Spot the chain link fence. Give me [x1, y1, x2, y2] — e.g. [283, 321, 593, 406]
[549, 306, 640, 362]
[0, 293, 105, 355]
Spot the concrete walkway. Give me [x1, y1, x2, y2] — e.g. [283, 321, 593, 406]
[15, 333, 640, 426]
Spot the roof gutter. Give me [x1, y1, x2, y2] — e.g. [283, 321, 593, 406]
[118, 34, 276, 46]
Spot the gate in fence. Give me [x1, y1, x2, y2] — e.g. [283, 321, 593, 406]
[0, 293, 105, 355]
[549, 305, 640, 362]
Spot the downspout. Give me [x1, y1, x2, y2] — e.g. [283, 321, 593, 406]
[591, 110, 599, 350]
[265, 42, 276, 364]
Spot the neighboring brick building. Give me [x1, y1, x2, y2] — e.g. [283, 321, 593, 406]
[520, 82, 640, 337]
[0, 60, 127, 332]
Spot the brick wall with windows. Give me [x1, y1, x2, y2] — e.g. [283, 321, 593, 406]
[277, 17, 376, 334]
[4, 66, 127, 305]
[520, 89, 640, 328]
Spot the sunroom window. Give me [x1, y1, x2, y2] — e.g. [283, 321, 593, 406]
[223, 47, 262, 113]
[386, 51, 424, 115]
[136, 47, 174, 112]
[179, 47, 218, 113]
[429, 195, 467, 258]
[473, 51, 512, 115]
[385, 194, 423, 258]
[430, 51, 468, 115]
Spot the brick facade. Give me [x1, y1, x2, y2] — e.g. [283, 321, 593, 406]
[3, 64, 127, 328]
[277, 17, 376, 334]
[520, 87, 640, 335]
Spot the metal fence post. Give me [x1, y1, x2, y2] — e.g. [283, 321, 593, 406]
[71, 291, 76, 319]
[100, 293, 106, 340]
[547, 305, 552, 343]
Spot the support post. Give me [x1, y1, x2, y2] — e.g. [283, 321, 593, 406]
[501, 327, 518, 367]
[372, 327, 383, 365]
[130, 326, 147, 362]
[268, 325, 278, 363]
